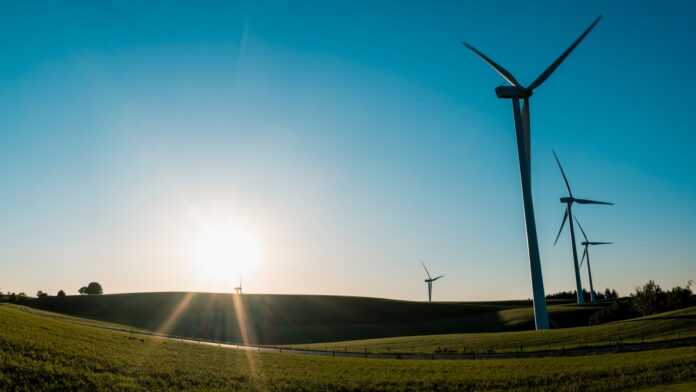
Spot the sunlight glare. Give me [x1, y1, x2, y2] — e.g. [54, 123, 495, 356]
[186, 216, 263, 288]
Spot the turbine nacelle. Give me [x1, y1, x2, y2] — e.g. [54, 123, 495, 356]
[495, 85, 531, 99]
[560, 196, 574, 203]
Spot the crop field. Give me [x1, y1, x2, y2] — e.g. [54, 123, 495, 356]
[291, 306, 696, 354]
[20, 293, 587, 344]
[2, 303, 696, 391]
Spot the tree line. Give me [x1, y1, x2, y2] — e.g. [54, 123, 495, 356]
[546, 288, 619, 301]
[0, 282, 103, 302]
[589, 280, 694, 325]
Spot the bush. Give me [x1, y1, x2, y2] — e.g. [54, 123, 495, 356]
[589, 300, 639, 325]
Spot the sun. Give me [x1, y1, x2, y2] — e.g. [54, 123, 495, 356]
[186, 218, 262, 284]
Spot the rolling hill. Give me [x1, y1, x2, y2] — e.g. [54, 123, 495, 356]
[2, 303, 695, 391]
[21, 292, 593, 344]
[292, 305, 696, 353]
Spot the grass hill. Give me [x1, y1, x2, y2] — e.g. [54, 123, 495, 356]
[2, 303, 695, 391]
[21, 293, 592, 344]
[292, 305, 696, 353]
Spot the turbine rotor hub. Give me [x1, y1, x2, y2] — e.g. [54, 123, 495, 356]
[494, 85, 532, 99]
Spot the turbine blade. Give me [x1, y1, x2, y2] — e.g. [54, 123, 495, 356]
[589, 242, 612, 245]
[527, 15, 602, 91]
[574, 199, 613, 205]
[462, 42, 520, 86]
[432, 275, 444, 281]
[420, 260, 432, 280]
[573, 215, 589, 243]
[580, 247, 588, 268]
[553, 150, 573, 197]
[554, 209, 568, 246]
[522, 98, 531, 174]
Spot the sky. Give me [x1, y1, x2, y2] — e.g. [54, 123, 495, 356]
[0, 1, 694, 301]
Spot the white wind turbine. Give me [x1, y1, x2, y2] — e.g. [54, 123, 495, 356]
[463, 16, 602, 329]
[574, 216, 612, 302]
[234, 274, 243, 295]
[552, 151, 612, 304]
[421, 261, 443, 302]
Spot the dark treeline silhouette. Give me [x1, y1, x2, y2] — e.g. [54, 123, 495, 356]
[546, 288, 619, 302]
[590, 280, 694, 325]
[1, 283, 102, 302]
[1, 292, 28, 303]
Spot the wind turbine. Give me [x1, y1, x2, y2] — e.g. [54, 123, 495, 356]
[463, 16, 602, 329]
[234, 274, 243, 295]
[574, 216, 611, 302]
[553, 151, 612, 304]
[421, 261, 443, 302]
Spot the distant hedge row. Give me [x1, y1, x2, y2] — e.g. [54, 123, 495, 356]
[590, 280, 694, 325]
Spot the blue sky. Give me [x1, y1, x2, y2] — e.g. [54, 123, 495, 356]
[0, 1, 694, 300]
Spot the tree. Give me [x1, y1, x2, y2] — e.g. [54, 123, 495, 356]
[632, 280, 667, 316]
[665, 283, 693, 311]
[79, 286, 88, 295]
[36, 290, 48, 298]
[85, 282, 103, 295]
[57, 290, 66, 297]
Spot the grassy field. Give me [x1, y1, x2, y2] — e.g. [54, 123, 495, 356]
[19, 293, 588, 344]
[1, 303, 696, 391]
[291, 305, 696, 354]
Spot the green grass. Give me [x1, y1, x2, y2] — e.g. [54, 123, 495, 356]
[1, 303, 696, 391]
[290, 305, 696, 354]
[18, 293, 587, 344]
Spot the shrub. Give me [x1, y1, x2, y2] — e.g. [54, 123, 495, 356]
[589, 300, 639, 325]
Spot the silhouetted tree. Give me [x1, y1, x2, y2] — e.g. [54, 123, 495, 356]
[632, 280, 666, 316]
[57, 290, 66, 297]
[604, 288, 619, 299]
[79, 286, 88, 295]
[665, 282, 693, 311]
[85, 282, 103, 295]
[36, 290, 48, 299]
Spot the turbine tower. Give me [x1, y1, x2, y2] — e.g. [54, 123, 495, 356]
[574, 216, 612, 302]
[421, 261, 443, 302]
[553, 151, 612, 304]
[463, 16, 602, 329]
[234, 274, 243, 295]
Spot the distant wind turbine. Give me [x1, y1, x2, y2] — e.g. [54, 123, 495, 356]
[421, 261, 443, 302]
[574, 216, 612, 303]
[553, 151, 612, 304]
[234, 274, 243, 295]
[463, 16, 602, 330]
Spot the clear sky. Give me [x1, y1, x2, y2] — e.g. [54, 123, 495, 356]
[1, 1, 694, 301]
